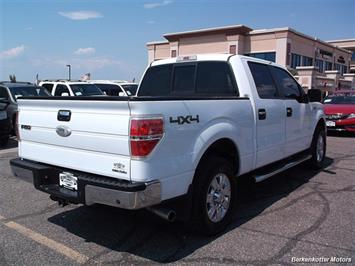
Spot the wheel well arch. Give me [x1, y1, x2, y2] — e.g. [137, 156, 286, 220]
[315, 118, 326, 133]
[195, 138, 240, 176]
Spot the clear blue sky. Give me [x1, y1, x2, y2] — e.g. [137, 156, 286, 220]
[0, 0, 354, 82]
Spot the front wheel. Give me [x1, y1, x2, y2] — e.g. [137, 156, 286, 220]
[191, 156, 236, 235]
[308, 128, 326, 169]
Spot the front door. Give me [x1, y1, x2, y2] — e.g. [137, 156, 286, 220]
[269, 66, 312, 157]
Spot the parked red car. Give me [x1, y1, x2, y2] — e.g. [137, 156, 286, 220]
[323, 91, 355, 132]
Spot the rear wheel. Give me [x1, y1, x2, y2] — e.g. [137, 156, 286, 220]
[308, 128, 326, 169]
[191, 156, 236, 235]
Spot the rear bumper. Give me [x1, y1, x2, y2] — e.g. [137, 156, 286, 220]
[10, 158, 161, 209]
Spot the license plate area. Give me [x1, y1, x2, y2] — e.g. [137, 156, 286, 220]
[59, 172, 78, 191]
[326, 121, 336, 127]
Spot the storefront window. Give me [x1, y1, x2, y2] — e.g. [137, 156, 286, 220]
[325, 61, 333, 71]
[316, 59, 324, 73]
[302, 56, 313, 66]
[291, 53, 302, 69]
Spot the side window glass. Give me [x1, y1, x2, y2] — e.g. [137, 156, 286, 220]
[248, 62, 278, 99]
[172, 65, 195, 94]
[270, 66, 301, 99]
[0, 87, 9, 99]
[54, 85, 70, 96]
[41, 83, 54, 94]
[196, 62, 238, 95]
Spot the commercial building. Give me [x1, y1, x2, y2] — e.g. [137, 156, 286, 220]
[327, 39, 355, 73]
[147, 25, 355, 92]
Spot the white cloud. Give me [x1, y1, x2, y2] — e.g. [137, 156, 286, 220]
[58, 10, 103, 20]
[25, 27, 33, 31]
[143, 0, 173, 9]
[0, 45, 25, 59]
[147, 20, 156, 24]
[74, 47, 96, 55]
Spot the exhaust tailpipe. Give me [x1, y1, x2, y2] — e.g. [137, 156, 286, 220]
[147, 207, 176, 222]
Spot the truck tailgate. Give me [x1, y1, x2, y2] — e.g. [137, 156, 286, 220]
[17, 98, 132, 180]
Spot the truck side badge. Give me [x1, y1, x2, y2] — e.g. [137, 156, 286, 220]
[112, 163, 127, 174]
[169, 115, 199, 125]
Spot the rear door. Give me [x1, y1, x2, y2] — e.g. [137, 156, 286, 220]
[18, 98, 132, 180]
[269, 66, 312, 156]
[247, 61, 286, 168]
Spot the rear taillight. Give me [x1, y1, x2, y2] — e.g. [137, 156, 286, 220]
[130, 117, 164, 157]
[15, 111, 20, 141]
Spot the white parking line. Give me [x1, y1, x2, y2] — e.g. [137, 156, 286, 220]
[0, 214, 89, 264]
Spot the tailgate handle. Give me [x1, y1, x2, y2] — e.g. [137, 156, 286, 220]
[58, 110, 71, 122]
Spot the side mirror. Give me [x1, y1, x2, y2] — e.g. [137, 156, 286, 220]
[61, 92, 69, 96]
[308, 89, 322, 102]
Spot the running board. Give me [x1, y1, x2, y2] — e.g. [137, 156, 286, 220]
[254, 155, 311, 183]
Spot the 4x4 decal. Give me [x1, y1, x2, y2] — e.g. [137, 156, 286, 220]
[169, 115, 199, 125]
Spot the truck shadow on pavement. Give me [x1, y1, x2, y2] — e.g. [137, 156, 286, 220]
[0, 137, 18, 150]
[48, 158, 333, 264]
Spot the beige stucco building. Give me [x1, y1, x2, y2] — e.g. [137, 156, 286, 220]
[147, 25, 355, 92]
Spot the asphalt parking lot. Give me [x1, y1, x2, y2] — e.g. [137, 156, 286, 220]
[0, 134, 354, 265]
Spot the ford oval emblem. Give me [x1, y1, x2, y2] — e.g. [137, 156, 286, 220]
[56, 125, 72, 137]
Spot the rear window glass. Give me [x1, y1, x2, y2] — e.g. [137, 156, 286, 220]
[121, 84, 138, 96]
[138, 61, 238, 97]
[69, 84, 104, 96]
[196, 62, 237, 95]
[138, 64, 173, 96]
[9, 86, 51, 100]
[94, 84, 122, 96]
[172, 65, 195, 94]
[41, 83, 54, 94]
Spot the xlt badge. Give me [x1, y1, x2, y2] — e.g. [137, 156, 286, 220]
[112, 163, 127, 174]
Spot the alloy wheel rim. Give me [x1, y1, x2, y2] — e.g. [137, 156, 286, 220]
[206, 173, 231, 223]
[316, 134, 325, 162]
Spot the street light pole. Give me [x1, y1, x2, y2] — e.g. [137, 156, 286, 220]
[66, 64, 71, 81]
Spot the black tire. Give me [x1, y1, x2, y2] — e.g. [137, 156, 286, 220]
[191, 156, 237, 236]
[308, 128, 326, 169]
[0, 135, 9, 146]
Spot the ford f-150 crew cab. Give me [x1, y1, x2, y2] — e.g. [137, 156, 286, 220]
[10, 54, 326, 235]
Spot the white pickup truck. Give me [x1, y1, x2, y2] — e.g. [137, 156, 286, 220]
[11, 54, 326, 235]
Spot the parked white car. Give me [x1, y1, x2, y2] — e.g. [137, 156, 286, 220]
[88, 80, 138, 96]
[11, 54, 326, 235]
[39, 80, 104, 97]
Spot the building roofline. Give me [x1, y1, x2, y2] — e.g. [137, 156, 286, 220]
[146, 40, 169, 46]
[147, 24, 353, 54]
[250, 26, 352, 54]
[326, 38, 355, 43]
[163, 24, 252, 41]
